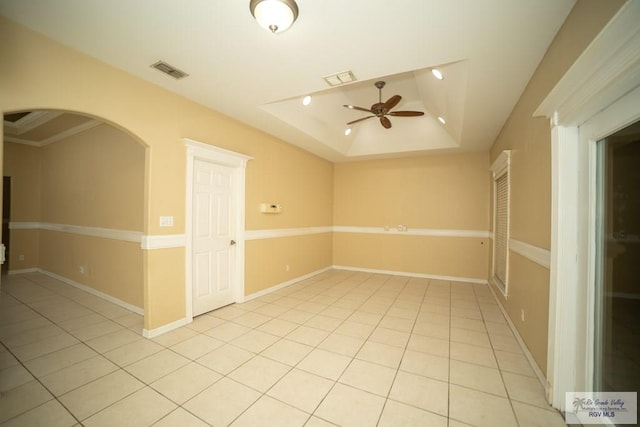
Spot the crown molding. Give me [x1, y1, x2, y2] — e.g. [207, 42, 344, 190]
[534, 0, 640, 126]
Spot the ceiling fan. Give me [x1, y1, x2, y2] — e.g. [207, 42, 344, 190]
[343, 81, 424, 129]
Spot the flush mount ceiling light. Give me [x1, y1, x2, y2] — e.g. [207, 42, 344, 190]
[302, 95, 312, 106]
[250, 0, 299, 34]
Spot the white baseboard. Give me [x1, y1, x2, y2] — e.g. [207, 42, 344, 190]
[16, 269, 193, 338]
[242, 265, 487, 305]
[143, 317, 192, 339]
[8, 268, 39, 275]
[487, 282, 550, 399]
[243, 266, 333, 302]
[332, 265, 488, 285]
[16, 268, 144, 316]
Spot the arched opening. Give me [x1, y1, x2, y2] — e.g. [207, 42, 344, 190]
[2, 109, 148, 327]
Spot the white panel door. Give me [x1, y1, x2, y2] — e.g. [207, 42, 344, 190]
[192, 159, 235, 316]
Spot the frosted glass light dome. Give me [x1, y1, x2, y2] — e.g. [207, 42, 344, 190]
[250, 0, 299, 34]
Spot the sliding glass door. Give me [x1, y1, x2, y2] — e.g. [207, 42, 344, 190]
[595, 120, 640, 396]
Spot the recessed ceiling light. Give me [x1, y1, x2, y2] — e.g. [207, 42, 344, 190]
[438, 116, 446, 124]
[431, 69, 444, 80]
[344, 128, 352, 136]
[302, 95, 312, 106]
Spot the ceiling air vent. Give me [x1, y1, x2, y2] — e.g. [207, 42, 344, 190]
[323, 70, 356, 87]
[150, 60, 189, 80]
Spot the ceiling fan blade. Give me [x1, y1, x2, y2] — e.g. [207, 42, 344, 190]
[343, 105, 373, 113]
[347, 115, 375, 125]
[389, 111, 425, 117]
[384, 95, 401, 111]
[380, 116, 392, 129]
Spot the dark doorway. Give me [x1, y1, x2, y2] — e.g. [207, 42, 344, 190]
[2, 176, 10, 274]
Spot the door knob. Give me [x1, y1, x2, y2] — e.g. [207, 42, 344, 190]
[230, 240, 236, 246]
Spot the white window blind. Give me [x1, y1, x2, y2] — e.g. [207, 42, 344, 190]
[491, 150, 511, 296]
[494, 172, 509, 290]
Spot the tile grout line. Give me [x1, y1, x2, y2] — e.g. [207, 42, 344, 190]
[0, 315, 82, 425]
[275, 271, 394, 426]
[6, 273, 264, 425]
[2, 276, 188, 425]
[239, 271, 405, 426]
[2, 270, 563, 426]
[218, 270, 346, 425]
[375, 275, 431, 427]
[213, 269, 368, 426]
[477, 283, 522, 427]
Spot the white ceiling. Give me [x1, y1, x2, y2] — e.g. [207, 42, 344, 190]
[0, 0, 576, 161]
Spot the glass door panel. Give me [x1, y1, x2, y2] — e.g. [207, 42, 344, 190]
[596, 119, 640, 394]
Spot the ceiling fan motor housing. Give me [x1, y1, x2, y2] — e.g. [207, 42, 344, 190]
[371, 103, 386, 116]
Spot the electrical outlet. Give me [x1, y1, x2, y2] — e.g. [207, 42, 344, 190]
[19, 254, 25, 261]
[79, 266, 86, 275]
[521, 309, 525, 322]
[285, 264, 290, 272]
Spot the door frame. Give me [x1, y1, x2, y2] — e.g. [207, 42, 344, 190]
[534, 1, 640, 410]
[184, 138, 252, 320]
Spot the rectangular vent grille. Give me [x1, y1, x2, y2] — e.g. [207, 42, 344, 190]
[323, 70, 357, 87]
[150, 61, 189, 80]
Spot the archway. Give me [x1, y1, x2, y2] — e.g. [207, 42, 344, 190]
[2, 109, 149, 325]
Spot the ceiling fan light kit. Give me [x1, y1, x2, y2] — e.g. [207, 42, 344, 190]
[343, 81, 425, 129]
[250, 0, 299, 34]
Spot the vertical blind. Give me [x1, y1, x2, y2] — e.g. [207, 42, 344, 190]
[494, 171, 509, 291]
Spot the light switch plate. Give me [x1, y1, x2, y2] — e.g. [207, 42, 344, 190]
[160, 216, 174, 227]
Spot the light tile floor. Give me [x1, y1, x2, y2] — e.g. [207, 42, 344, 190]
[0, 270, 566, 426]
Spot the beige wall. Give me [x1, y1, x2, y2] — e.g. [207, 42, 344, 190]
[0, 16, 334, 330]
[3, 142, 41, 271]
[488, 0, 626, 373]
[334, 153, 490, 280]
[40, 124, 145, 230]
[246, 138, 334, 230]
[243, 136, 334, 294]
[7, 229, 39, 271]
[39, 231, 144, 307]
[334, 233, 489, 279]
[3, 125, 146, 307]
[245, 234, 333, 296]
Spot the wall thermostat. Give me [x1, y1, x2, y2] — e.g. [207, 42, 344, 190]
[260, 203, 282, 214]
